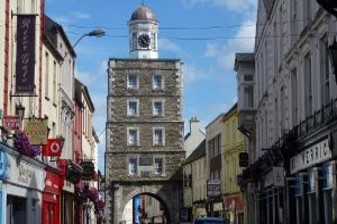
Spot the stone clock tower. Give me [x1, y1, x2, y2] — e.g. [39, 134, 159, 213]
[105, 4, 184, 224]
[128, 4, 159, 59]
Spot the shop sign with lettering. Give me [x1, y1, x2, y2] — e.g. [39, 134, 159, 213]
[15, 15, 36, 94]
[80, 161, 95, 180]
[24, 118, 48, 145]
[7, 154, 44, 190]
[2, 116, 21, 131]
[207, 180, 221, 197]
[290, 138, 331, 174]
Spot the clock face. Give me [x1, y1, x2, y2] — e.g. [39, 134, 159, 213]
[138, 34, 151, 48]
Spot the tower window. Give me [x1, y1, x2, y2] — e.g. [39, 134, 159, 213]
[127, 73, 138, 90]
[153, 128, 165, 146]
[128, 157, 138, 175]
[127, 99, 139, 117]
[153, 74, 164, 90]
[154, 157, 164, 175]
[127, 127, 139, 146]
[153, 100, 164, 117]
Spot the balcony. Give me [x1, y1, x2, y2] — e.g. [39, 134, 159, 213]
[238, 109, 256, 137]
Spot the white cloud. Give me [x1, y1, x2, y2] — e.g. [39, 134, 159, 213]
[159, 38, 181, 52]
[70, 11, 91, 20]
[183, 63, 211, 84]
[204, 19, 256, 70]
[183, 0, 257, 12]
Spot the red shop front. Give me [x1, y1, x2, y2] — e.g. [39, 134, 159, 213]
[42, 166, 64, 224]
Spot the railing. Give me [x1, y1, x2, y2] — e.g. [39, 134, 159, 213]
[293, 98, 337, 141]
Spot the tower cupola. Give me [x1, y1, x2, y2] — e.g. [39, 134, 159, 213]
[128, 4, 159, 59]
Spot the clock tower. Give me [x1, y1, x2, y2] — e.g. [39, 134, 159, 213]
[128, 4, 159, 59]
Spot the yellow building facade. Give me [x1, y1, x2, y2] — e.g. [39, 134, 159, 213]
[222, 103, 246, 224]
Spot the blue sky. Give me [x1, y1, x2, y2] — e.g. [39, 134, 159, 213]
[45, 0, 257, 172]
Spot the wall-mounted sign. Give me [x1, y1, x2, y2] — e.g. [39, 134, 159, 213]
[24, 118, 48, 145]
[15, 15, 36, 94]
[290, 138, 331, 174]
[207, 180, 221, 197]
[2, 116, 20, 131]
[80, 161, 95, 180]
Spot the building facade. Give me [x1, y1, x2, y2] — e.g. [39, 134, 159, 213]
[183, 140, 207, 221]
[184, 117, 205, 159]
[0, 1, 101, 224]
[105, 4, 184, 224]
[235, 1, 337, 224]
[205, 113, 224, 218]
[222, 103, 246, 224]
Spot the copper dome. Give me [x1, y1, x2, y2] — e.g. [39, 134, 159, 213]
[130, 5, 157, 22]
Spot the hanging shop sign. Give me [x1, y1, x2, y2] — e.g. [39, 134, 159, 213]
[265, 166, 285, 187]
[24, 118, 48, 145]
[43, 138, 64, 157]
[15, 15, 36, 94]
[207, 180, 221, 197]
[2, 116, 20, 131]
[80, 161, 95, 180]
[290, 138, 332, 174]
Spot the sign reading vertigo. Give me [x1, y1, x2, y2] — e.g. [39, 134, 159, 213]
[16, 15, 36, 94]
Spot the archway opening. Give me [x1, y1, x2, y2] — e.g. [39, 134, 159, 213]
[121, 193, 170, 224]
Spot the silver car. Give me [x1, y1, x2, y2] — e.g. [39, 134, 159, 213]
[192, 217, 227, 224]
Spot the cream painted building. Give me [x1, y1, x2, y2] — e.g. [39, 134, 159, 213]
[183, 140, 207, 221]
[205, 113, 225, 217]
[222, 103, 246, 224]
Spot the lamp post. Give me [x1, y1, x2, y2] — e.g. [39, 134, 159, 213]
[63, 28, 105, 60]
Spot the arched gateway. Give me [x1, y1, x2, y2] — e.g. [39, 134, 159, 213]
[104, 4, 185, 224]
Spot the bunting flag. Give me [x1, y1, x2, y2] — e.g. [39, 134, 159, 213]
[43, 138, 63, 157]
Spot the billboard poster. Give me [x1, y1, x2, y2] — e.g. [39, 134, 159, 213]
[15, 15, 36, 94]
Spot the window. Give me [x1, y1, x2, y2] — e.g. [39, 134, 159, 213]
[128, 128, 139, 146]
[127, 100, 139, 117]
[304, 53, 312, 116]
[291, 68, 298, 126]
[320, 35, 330, 106]
[127, 73, 138, 90]
[153, 100, 164, 116]
[154, 157, 163, 175]
[128, 157, 138, 175]
[244, 86, 254, 108]
[153, 74, 164, 90]
[45, 52, 49, 98]
[153, 128, 164, 146]
[275, 97, 279, 138]
[53, 61, 57, 104]
[131, 32, 137, 50]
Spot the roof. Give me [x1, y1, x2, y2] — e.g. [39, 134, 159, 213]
[183, 140, 206, 164]
[44, 15, 76, 58]
[130, 4, 157, 22]
[222, 102, 237, 121]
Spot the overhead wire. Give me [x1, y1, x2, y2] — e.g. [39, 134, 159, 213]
[0, 18, 334, 41]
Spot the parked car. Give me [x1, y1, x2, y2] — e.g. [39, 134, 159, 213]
[192, 217, 227, 224]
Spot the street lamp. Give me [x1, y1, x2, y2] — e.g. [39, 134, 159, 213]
[63, 28, 106, 60]
[328, 38, 337, 83]
[16, 104, 25, 121]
